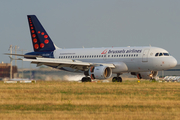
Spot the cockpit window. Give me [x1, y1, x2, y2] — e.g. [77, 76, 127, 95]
[155, 53, 159, 56]
[163, 53, 169, 56]
[155, 52, 170, 57]
[159, 53, 163, 56]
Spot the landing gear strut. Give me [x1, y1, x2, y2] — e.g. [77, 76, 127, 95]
[81, 77, 91, 82]
[112, 74, 122, 82]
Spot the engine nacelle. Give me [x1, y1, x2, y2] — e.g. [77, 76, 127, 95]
[131, 71, 158, 80]
[88, 66, 112, 80]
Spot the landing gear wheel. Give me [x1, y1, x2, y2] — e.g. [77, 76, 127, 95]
[118, 77, 122, 82]
[82, 77, 91, 82]
[112, 77, 122, 82]
[112, 77, 118, 82]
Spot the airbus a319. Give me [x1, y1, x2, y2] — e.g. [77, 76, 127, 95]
[5, 15, 177, 82]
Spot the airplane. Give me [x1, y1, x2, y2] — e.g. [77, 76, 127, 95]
[5, 15, 177, 82]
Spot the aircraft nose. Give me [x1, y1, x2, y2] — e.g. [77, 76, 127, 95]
[170, 57, 177, 68]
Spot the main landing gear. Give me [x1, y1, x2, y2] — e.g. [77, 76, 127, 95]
[112, 77, 122, 82]
[112, 74, 122, 82]
[81, 74, 123, 82]
[81, 77, 91, 82]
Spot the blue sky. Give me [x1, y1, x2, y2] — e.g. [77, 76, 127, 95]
[1, 0, 180, 68]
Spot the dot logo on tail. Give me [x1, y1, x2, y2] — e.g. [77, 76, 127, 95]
[101, 49, 108, 54]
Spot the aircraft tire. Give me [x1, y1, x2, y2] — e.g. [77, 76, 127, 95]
[112, 77, 122, 82]
[82, 77, 91, 82]
[118, 77, 122, 82]
[112, 77, 118, 82]
[87, 77, 91, 82]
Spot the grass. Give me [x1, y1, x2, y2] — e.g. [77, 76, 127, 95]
[0, 80, 180, 120]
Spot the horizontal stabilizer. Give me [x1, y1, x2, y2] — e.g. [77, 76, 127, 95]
[4, 53, 41, 58]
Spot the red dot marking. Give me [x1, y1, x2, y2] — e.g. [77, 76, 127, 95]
[31, 30, 35, 33]
[44, 35, 48, 38]
[31, 27, 33, 29]
[38, 31, 41, 34]
[30, 24, 33, 26]
[41, 32, 44, 35]
[40, 43, 44, 48]
[44, 39, 49, 44]
[32, 34, 36, 38]
[33, 38, 37, 43]
[30, 22, 32, 23]
[34, 44, 39, 49]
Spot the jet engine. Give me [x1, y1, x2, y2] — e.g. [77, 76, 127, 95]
[88, 66, 112, 79]
[131, 71, 158, 80]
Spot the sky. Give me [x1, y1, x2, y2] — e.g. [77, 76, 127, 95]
[0, 0, 180, 68]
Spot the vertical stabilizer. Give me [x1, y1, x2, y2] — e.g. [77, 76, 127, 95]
[27, 15, 55, 52]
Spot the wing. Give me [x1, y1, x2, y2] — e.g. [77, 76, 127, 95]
[23, 57, 115, 71]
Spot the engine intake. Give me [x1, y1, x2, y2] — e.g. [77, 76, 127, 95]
[88, 66, 112, 80]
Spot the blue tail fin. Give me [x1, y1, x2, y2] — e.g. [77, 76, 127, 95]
[27, 15, 55, 52]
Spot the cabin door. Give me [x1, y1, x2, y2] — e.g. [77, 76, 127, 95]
[142, 49, 150, 62]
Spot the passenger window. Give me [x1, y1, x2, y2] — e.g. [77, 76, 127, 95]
[108, 55, 110, 57]
[104, 55, 106, 57]
[159, 53, 163, 56]
[155, 53, 159, 56]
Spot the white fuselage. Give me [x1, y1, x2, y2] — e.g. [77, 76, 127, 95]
[53, 46, 177, 73]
